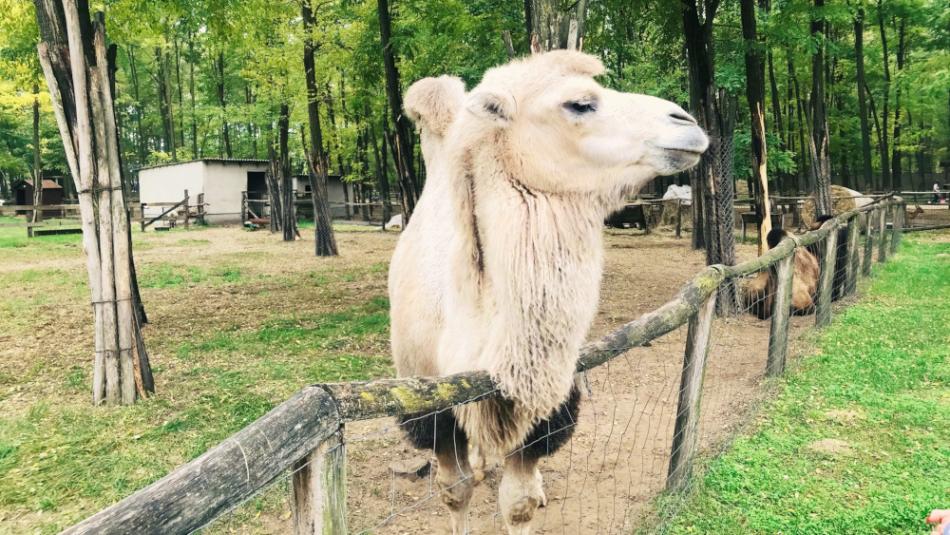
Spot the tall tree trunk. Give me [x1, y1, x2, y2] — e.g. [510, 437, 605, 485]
[174, 37, 185, 152]
[216, 52, 232, 158]
[741, 0, 771, 254]
[188, 37, 198, 158]
[877, 1, 891, 190]
[32, 85, 43, 223]
[373, 116, 392, 226]
[809, 0, 832, 214]
[377, 0, 418, 222]
[154, 47, 175, 160]
[525, 0, 588, 51]
[278, 103, 294, 241]
[865, 80, 885, 191]
[682, 0, 738, 314]
[854, 7, 873, 192]
[788, 51, 809, 194]
[301, 0, 338, 256]
[890, 16, 906, 190]
[35, 1, 152, 404]
[245, 84, 257, 159]
[127, 46, 146, 163]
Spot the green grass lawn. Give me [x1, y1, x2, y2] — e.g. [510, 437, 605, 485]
[654, 235, 950, 534]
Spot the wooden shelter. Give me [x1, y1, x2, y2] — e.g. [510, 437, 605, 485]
[15, 179, 64, 218]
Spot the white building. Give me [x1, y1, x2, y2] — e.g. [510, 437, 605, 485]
[137, 159, 353, 224]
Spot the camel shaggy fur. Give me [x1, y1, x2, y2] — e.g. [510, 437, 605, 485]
[389, 51, 708, 534]
[744, 228, 820, 319]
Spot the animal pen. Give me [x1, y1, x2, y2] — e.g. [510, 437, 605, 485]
[60, 197, 907, 534]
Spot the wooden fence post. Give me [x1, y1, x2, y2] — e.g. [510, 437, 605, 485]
[889, 202, 901, 255]
[293, 428, 347, 535]
[241, 191, 248, 226]
[816, 225, 838, 328]
[863, 209, 874, 276]
[667, 293, 716, 492]
[766, 252, 795, 377]
[140, 203, 146, 232]
[877, 204, 887, 263]
[845, 215, 859, 296]
[197, 193, 205, 225]
[675, 199, 682, 239]
[183, 189, 190, 228]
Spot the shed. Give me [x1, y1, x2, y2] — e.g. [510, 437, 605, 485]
[138, 159, 355, 224]
[138, 159, 269, 224]
[15, 179, 64, 218]
[293, 174, 353, 219]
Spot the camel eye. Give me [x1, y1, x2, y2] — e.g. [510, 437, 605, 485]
[565, 100, 597, 115]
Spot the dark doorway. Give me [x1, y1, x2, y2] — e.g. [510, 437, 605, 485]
[246, 171, 267, 219]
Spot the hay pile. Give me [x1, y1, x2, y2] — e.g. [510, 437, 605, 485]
[800, 185, 864, 229]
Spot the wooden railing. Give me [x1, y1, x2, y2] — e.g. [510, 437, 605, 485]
[140, 191, 205, 231]
[60, 197, 906, 535]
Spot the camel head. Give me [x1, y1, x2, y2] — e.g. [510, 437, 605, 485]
[459, 50, 708, 196]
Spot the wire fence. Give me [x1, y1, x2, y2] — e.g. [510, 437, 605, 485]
[58, 198, 905, 535]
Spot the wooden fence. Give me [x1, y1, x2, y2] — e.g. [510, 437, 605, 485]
[59, 197, 906, 535]
[140, 190, 205, 232]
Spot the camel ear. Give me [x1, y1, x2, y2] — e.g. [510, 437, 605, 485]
[404, 76, 466, 137]
[466, 90, 516, 125]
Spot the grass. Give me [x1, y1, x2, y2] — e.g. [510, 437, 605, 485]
[653, 235, 950, 534]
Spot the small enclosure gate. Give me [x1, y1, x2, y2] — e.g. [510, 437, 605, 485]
[60, 197, 907, 534]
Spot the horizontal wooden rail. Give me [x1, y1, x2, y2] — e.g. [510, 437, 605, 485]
[60, 197, 904, 535]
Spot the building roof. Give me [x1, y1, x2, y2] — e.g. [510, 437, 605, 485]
[137, 158, 268, 172]
[24, 179, 63, 190]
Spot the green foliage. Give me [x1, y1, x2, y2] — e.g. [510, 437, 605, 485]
[654, 236, 950, 534]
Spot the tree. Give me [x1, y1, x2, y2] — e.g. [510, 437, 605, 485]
[741, 0, 772, 255]
[682, 0, 738, 313]
[809, 0, 833, 214]
[525, 0, 589, 51]
[854, 5, 874, 191]
[301, 0, 338, 256]
[34, 0, 153, 405]
[377, 0, 418, 222]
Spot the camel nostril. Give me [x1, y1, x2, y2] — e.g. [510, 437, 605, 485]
[668, 112, 696, 125]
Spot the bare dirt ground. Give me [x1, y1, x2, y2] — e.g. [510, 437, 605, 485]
[321, 231, 820, 535]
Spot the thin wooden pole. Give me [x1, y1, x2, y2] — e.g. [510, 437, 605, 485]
[816, 223, 839, 328]
[183, 189, 190, 228]
[667, 293, 716, 492]
[863, 209, 874, 276]
[889, 201, 900, 254]
[877, 204, 887, 263]
[140, 202, 146, 232]
[93, 18, 137, 403]
[675, 198, 683, 239]
[766, 251, 795, 376]
[292, 428, 347, 534]
[846, 214, 860, 295]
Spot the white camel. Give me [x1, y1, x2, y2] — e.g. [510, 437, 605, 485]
[389, 50, 708, 534]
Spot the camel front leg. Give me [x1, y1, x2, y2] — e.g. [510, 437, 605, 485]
[499, 453, 545, 535]
[434, 428, 475, 535]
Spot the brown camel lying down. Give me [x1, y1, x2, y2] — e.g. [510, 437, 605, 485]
[744, 228, 820, 319]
